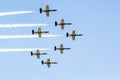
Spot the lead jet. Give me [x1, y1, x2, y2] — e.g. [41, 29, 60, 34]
[32, 27, 49, 38]
[31, 50, 47, 59]
[41, 58, 57, 68]
[54, 44, 71, 54]
[66, 30, 83, 40]
[55, 19, 72, 30]
[40, 5, 57, 17]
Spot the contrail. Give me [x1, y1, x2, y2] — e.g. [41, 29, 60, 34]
[0, 11, 35, 16]
[0, 48, 48, 52]
[0, 24, 48, 28]
[0, 35, 64, 39]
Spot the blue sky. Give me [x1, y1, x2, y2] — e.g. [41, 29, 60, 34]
[0, 0, 120, 80]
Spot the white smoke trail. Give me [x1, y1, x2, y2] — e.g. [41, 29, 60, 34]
[0, 35, 63, 39]
[0, 24, 48, 28]
[0, 11, 35, 16]
[0, 48, 48, 52]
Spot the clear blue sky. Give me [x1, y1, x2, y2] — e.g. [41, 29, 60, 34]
[0, 0, 120, 80]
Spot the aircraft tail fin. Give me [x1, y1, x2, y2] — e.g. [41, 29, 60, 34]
[54, 46, 57, 51]
[40, 8, 42, 13]
[66, 32, 69, 37]
[32, 30, 34, 34]
[55, 21, 57, 26]
[31, 52, 33, 56]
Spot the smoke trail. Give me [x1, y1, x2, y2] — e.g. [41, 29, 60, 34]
[0, 35, 63, 39]
[0, 11, 34, 16]
[0, 24, 48, 28]
[0, 48, 48, 52]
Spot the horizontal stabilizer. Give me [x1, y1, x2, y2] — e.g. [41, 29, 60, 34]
[54, 46, 57, 51]
[31, 52, 33, 56]
[40, 8, 42, 13]
[32, 30, 34, 34]
[66, 32, 69, 37]
[55, 21, 57, 26]
[41, 60, 44, 65]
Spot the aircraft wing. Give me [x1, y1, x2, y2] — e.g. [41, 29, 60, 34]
[61, 19, 64, 23]
[38, 34, 41, 37]
[47, 63, 50, 68]
[61, 25, 64, 30]
[36, 49, 39, 53]
[72, 36, 75, 40]
[60, 44, 63, 54]
[60, 50, 63, 54]
[36, 55, 40, 59]
[72, 30, 76, 40]
[46, 12, 49, 17]
[46, 5, 49, 10]
[38, 27, 41, 32]
[38, 27, 42, 37]
[60, 44, 63, 48]
[47, 58, 50, 68]
[36, 50, 40, 59]
[72, 30, 75, 34]
[46, 5, 49, 17]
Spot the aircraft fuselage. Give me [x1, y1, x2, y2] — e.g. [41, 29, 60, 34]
[70, 34, 83, 36]
[58, 23, 72, 26]
[42, 9, 57, 12]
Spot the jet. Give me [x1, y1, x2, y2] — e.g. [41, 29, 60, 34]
[32, 27, 49, 37]
[55, 19, 72, 30]
[41, 58, 57, 68]
[40, 5, 57, 17]
[31, 50, 47, 59]
[66, 30, 83, 40]
[54, 44, 71, 54]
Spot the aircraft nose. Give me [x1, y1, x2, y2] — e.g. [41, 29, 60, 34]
[53, 10, 57, 11]
[68, 48, 71, 49]
[80, 34, 83, 36]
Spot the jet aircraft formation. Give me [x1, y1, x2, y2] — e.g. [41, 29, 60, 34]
[30, 5, 83, 68]
[0, 5, 83, 68]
